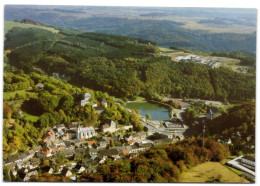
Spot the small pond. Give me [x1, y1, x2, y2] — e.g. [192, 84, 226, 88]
[125, 101, 170, 120]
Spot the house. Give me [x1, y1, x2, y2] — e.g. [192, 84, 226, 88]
[128, 140, 135, 145]
[122, 149, 130, 155]
[36, 83, 44, 89]
[80, 100, 88, 107]
[90, 155, 98, 161]
[37, 149, 52, 158]
[62, 134, 68, 141]
[30, 158, 41, 170]
[153, 139, 172, 145]
[89, 149, 98, 156]
[98, 139, 108, 148]
[80, 93, 92, 107]
[174, 134, 184, 141]
[43, 136, 50, 143]
[48, 168, 54, 174]
[87, 140, 96, 148]
[101, 98, 108, 108]
[57, 149, 75, 158]
[84, 93, 92, 100]
[133, 132, 147, 141]
[76, 124, 96, 139]
[7, 164, 17, 177]
[6, 154, 22, 165]
[74, 163, 86, 174]
[140, 143, 153, 151]
[61, 167, 73, 177]
[56, 124, 66, 132]
[47, 129, 56, 140]
[23, 170, 38, 181]
[69, 162, 77, 170]
[131, 142, 152, 153]
[32, 146, 42, 153]
[78, 166, 86, 174]
[131, 144, 141, 153]
[16, 161, 24, 169]
[206, 107, 220, 119]
[20, 150, 34, 162]
[99, 149, 120, 159]
[101, 120, 117, 133]
[92, 103, 98, 108]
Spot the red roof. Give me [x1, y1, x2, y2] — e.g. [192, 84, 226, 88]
[47, 130, 55, 136]
[128, 140, 135, 145]
[59, 146, 66, 150]
[43, 137, 50, 142]
[122, 149, 129, 155]
[53, 147, 58, 151]
[87, 141, 96, 145]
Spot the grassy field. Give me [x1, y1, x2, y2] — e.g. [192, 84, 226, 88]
[127, 96, 146, 103]
[3, 90, 27, 100]
[4, 21, 59, 36]
[180, 162, 249, 183]
[23, 112, 39, 122]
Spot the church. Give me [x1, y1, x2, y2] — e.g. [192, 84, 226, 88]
[76, 124, 96, 139]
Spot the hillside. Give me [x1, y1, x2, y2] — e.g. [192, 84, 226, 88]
[4, 21, 255, 102]
[4, 6, 256, 52]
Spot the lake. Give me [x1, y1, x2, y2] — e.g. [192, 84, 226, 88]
[125, 101, 170, 120]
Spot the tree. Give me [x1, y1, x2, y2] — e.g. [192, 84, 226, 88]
[58, 94, 74, 115]
[3, 166, 12, 181]
[3, 102, 13, 119]
[146, 113, 151, 120]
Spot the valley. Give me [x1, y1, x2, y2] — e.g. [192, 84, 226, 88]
[2, 6, 256, 183]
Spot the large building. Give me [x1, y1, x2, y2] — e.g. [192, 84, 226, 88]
[76, 125, 96, 139]
[101, 120, 116, 133]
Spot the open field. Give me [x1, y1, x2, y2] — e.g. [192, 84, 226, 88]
[4, 90, 38, 100]
[180, 162, 249, 183]
[3, 90, 27, 100]
[176, 17, 256, 34]
[23, 112, 39, 122]
[4, 21, 59, 36]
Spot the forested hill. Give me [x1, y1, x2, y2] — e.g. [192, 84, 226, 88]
[4, 21, 255, 102]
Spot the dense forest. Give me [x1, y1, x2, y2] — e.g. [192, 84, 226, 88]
[30, 138, 230, 182]
[4, 23, 255, 102]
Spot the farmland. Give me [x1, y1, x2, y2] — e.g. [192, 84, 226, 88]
[180, 162, 249, 183]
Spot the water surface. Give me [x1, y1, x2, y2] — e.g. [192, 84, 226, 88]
[125, 102, 169, 120]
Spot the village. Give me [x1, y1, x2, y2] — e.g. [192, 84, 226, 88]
[3, 92, 188, 181]
[3, 86, 255, 181]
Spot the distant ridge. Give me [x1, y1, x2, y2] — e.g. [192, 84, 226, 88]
[14, 18, 48, 26]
